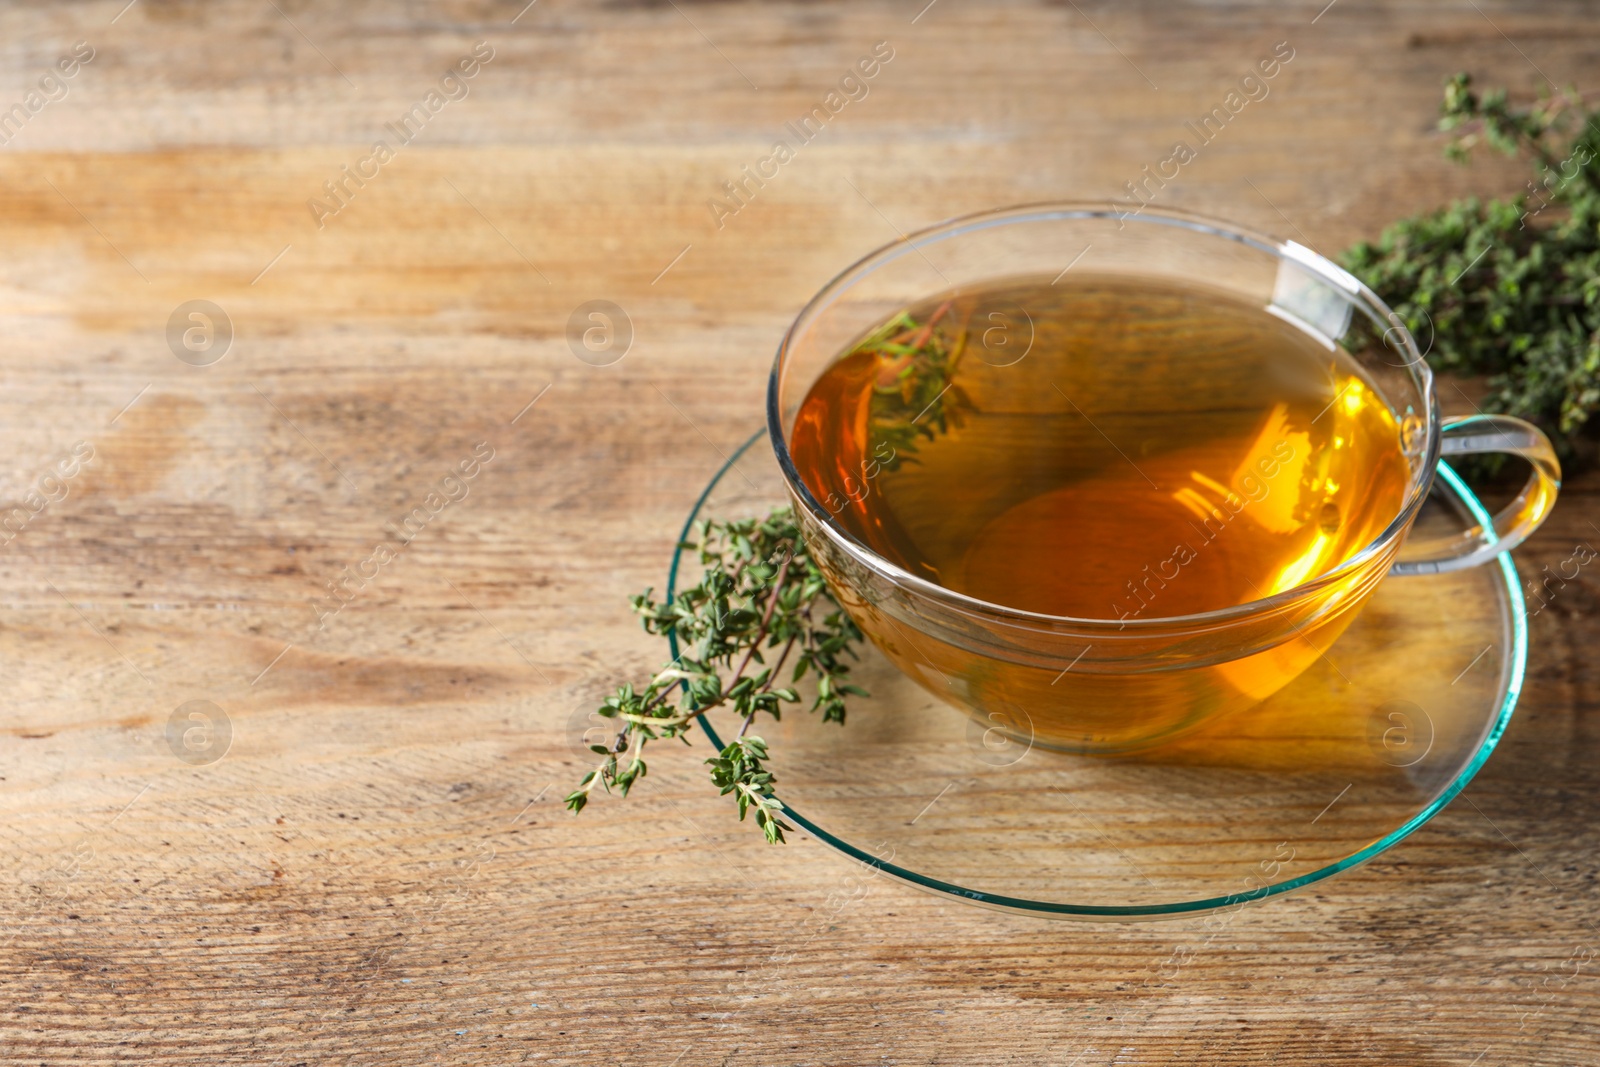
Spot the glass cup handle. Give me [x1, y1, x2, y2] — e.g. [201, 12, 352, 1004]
[1391, 414, 1561, 576]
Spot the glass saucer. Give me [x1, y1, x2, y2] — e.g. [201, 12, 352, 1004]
[669, 430, 1525, 920]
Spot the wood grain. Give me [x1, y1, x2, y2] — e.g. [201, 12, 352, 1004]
[0, 1, 1595, 1063]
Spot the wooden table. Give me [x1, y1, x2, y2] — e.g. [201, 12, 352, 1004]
[0, 1, 1594, 1062]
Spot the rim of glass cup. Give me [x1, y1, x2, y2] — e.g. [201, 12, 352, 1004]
[766, 201, 1442, 631]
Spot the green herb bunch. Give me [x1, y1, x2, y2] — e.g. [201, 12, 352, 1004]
[565, 507, 867, 843]
[1341, 74, 1600, 463]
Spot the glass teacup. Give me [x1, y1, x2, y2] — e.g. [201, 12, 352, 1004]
[767, 204, 1559, 753]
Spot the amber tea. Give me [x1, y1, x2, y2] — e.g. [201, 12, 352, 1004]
[788, 274, 1413, 750]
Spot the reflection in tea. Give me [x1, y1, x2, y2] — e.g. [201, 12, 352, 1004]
[788, 275, 1414, 749]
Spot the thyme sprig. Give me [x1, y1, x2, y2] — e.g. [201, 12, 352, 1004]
[1342, 73, 1600, 462]
[565, 507, 867, 843]
[567, 304, 968, 842]
[858, 299, 975, 470]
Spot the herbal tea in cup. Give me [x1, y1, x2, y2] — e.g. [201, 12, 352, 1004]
[769, 205, 1559, 753]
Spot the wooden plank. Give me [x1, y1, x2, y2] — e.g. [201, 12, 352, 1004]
[0, 1, 1594, 1063]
